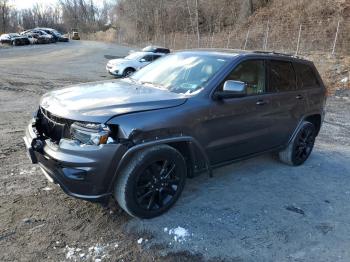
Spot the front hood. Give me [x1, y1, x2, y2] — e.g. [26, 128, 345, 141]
[40, 80, 187, 123]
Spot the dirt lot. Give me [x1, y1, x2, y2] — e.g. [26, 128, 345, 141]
[1, 41, 350, 262]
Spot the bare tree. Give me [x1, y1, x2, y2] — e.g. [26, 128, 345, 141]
[0, 0, 10, 33]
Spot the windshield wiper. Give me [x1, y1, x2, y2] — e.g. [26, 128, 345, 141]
[140, 81, 167, 90]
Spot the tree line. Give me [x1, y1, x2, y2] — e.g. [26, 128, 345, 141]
[0, 0, 112, 33]
[0, 0, 270, 37]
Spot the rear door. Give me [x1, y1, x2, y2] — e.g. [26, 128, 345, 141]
[266, 59, 304, 145]
[293, 62, 325, 115]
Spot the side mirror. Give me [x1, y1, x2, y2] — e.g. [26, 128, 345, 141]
[214, 80, 247, 99]
[139, 58, 147, 62]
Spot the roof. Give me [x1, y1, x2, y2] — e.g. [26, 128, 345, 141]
[177, 48, 310, 63]
[128, 51, 166, 56]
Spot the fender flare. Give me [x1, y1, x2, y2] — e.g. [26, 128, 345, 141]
[108, 136, 212, 193]
[286, 112, 323, 147]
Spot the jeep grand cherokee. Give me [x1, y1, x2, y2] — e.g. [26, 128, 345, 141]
[24, 50, 326, 218]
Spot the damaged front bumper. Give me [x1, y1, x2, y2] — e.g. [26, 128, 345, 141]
[23, 120, 127, 202]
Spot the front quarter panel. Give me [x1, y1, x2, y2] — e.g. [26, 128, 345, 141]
[107, 98, 210, 145]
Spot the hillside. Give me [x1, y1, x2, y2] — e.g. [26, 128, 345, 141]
[84, 0, 349, 93]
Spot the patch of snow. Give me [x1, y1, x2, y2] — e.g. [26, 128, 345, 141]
[168, 226, 190, 242]
[341, 77, 349, 83]
[137, 238, 143, 244]
[65, 246, 76, 260]
[65, 244, 107, 261]
[92, 244, 104, 256]
[42, 186, 52, 191]
[19, 167, 37, 176]
[163, 227, 168, 232]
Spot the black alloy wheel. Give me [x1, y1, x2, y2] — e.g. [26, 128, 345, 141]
[292, 123, 315, 165]
[135, 159, 180, 211]
[123, 68, 135, 77]
[115, 145, 186, 218]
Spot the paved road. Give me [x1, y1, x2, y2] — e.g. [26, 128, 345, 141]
[0, 41, 350, 261]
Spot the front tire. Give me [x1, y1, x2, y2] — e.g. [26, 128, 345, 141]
[279, 121, 316, 166]
[114, 145, 187, 218]
[122, 68, 135, 78]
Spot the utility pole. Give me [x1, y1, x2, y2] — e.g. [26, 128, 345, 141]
[332, 20, 340, 55]
[195, 0, 200, 47]
[244, 29, 250, 50]
[295, 24, 302, 55]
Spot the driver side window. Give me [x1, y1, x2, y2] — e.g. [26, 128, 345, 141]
[225, 60, 266, 95]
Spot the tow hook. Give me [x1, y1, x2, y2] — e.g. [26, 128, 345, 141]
[31, 138, 44, 152]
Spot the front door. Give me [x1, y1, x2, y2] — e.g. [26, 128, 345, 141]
[203, 59, 277, 164]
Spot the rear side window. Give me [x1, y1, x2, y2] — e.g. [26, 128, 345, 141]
[226, 60, 266, 95]
[152, 55, 162, 60]
[294, 62, 320, 89]
[268, 60, 296, 92]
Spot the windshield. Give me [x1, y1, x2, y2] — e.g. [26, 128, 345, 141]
[125, 52, 145, 60]
[129, 53, 229, 95]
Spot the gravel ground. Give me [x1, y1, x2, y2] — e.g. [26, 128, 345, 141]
[0, 41, 350, 262]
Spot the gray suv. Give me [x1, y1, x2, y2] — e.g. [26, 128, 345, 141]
[23, 50, 326, 218]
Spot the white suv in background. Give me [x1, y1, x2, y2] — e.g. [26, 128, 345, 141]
[106, 51, 165, 77]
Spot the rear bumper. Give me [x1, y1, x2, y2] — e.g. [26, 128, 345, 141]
[23, 121, 127, 202]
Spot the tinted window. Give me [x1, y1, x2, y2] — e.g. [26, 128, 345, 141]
[269, 60, 296, 92]
[226, 60, 265, 95]
[157, 48, 170, 54]
[294, 62, 319, 89]
[142, 55, 154, 62]
[152, 55, 162, 60]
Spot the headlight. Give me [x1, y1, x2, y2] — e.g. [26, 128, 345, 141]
[70, 122, 112, 146]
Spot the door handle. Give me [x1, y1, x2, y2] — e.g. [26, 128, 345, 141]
[256, 100, 268, 105]
[296, 94, 303, 99]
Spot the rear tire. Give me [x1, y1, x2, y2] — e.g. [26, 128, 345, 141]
[114, 145, 187, 218]
[279, 121, 316, 166]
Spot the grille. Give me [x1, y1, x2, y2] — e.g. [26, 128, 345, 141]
[38, 107, 73, 142]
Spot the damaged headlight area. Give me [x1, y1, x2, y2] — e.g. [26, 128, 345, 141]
[70, 122, 115, 146]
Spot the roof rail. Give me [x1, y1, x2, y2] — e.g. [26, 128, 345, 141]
[252, 50, 300, 58]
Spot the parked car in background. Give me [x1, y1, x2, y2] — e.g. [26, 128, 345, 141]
[21, 30, 54, 44]
[0, 33, 30, 46]
[142, 45, 170, 54]
[35, 28, 69, 42]
[71, 28, 80, 40]
[26, 33, 38, 44]
[106, 51, 165, 77]
[24, 50, 326, 218]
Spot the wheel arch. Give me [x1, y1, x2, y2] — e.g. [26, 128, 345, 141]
[287, 113, 323, 147]
[304, 114, 322, 136]
[108, 136, 211, 193]
[123, 67, 136, 73]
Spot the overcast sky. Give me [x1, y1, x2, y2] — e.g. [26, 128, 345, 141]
[11, 0, 104, 9]
[11, 0, 59, 9]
